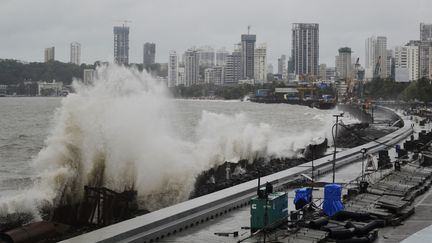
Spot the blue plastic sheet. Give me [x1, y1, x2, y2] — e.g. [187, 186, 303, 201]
[294, 187, 312, 205]
[323, 184, 344, 216]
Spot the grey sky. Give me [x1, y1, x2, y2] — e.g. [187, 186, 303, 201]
[1, 0, 431, 67]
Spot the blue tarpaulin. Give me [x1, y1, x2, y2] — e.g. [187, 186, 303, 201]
[323, 184, 344, 216]
[294, 188, 312, 204]
[294, 187, 312, 210]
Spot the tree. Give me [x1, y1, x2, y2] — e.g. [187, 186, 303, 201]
[0, 59, 94, 85]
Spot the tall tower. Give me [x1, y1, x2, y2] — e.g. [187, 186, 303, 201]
[291, 23, 319, 77]
[70, 42, 81, 65]
[277, 54, 287, 80]
[336, 47, 352, 80]
[113, 25, 130, 65]
[319, 64, 327, 80]
[254, 43, 267, 83]
[365, 36, 387, 80]
[420, 23, 432, 41]
[224, 49, 242, 85]
[168, 51, 178, 87]
[418, 41, 432, 79]
[184, 49, 200, 87]
[241, 26, 256, 79]
[143, 42, 156, 66]
[394, 45, 419, 82]
[44, 47, 55, 62]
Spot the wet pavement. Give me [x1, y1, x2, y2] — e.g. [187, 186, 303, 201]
[168, 153, 389, 242]
[378, 188, 432, 242]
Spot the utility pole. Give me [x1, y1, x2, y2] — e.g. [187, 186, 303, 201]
[332, 113, 344, 183]
[360, 148, 368, 181]
[311, 145, 316, 192]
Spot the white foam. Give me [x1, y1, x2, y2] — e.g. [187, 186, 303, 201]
[0, 65, 358, 218]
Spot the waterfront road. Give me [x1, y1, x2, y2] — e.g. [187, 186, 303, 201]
[62, 108, 414, 243]
[170, 115, 418, 242]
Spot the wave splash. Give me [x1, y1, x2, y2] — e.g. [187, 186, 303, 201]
[0, 65, 336, 218]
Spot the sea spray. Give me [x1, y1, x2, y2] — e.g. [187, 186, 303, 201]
[0, 65, 357, 218]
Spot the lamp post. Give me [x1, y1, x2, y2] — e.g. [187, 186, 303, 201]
[360, 148, 368, 182]
[332, 113, 344, 184]
[311, 144, 316, 191]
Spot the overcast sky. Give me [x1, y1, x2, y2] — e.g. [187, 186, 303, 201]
[1, 0, 431, 67]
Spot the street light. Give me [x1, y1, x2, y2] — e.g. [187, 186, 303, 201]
[360, 148, 368, 182]
[311, 144, 316, 192]
[360, 148, 369, 193]
[332, 112, 344, 183]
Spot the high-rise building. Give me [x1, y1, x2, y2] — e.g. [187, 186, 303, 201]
[418, 41, 432, 79]
[204, 68, 212, 84]
[113, 25, 129, 65]
[277, 55, 287, 80]
[213, 66, 224, 85]
[168, 51, 178, 87]
[44, 47, 55, 62]
[365, 36, 387, 80]
[184, 49, 200, 87]
[291, 23, 319, 77]
[241, 33, 256, 79]
[143, 42, 156, 66]
[198, 46, 215, 67]
[406, 40, 432, 80]
[83, 69, 96, 85]
[216, 48, 229, 66]
[254, 44, 267, 83]
[70, 42, 81, 65]
[420, 23, 432, 41]
[204, 66, 224, 85]
[319, 64, 327, 80]
[224, 50, 242, 85]
[376, 36, 388, 79]
[386, 49, 395, 80]
[335, 47, 352, 80]
[394, 45, 419, 82]
[287, 56, 294, 74]
[178, 67, 185, 86]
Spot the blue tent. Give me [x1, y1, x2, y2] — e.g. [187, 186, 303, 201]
[294, 188, 312, 204]
[322, 184, 344, 216]
[294, 187, 312, 210]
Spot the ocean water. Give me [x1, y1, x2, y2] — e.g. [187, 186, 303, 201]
[0, 65, 351, 218]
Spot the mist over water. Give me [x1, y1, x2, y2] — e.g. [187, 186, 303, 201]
[0, 65, 353, 218]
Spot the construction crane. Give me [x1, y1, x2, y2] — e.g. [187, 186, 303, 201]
[353, 58, 365, 99]
[373, 56, 381, 80]
[355, 58, 360, 69]
[345, 58, 361, 98]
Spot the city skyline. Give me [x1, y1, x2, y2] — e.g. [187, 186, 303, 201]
[1, 0, 431, 67]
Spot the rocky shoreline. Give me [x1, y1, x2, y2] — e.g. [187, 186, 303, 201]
[191, 105, 402, 199]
